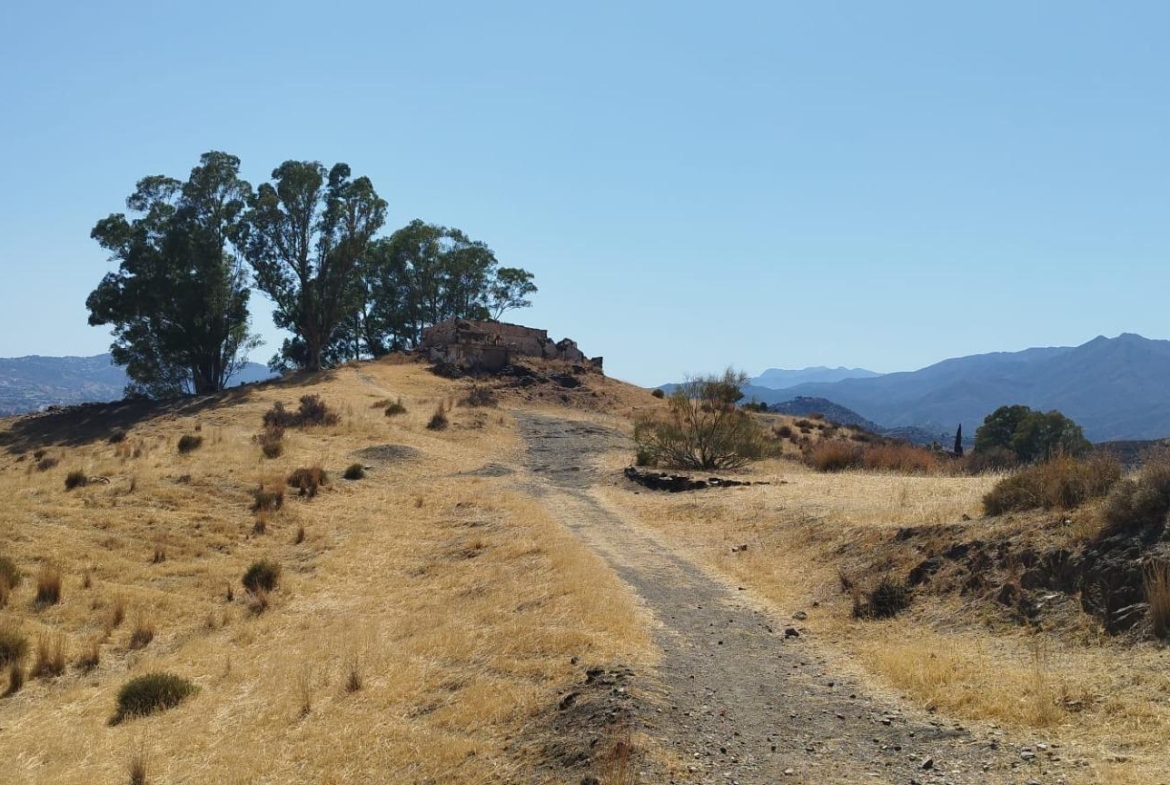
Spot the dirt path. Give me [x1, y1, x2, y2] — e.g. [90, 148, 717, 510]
[516, 412, 1072, 785]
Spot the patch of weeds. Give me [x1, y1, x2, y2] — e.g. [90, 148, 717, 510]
[111, 672, 197, 725]
[0, 626, 29, 667]
[31, 632, 66, 679]
[250, 483, 284, 513]
[427, 404, 449, 431]
[242, 560, 281, 593]
[460, 385, 498, 408]
[852, 576, 911, 620]
[35, 564, 62, 606]
[384, 398, 407, 417]
[177, 434, 203, 455]
[64, 470, 89, 490]
[128, 614, 155, 650]
[287, 466, 328, 497]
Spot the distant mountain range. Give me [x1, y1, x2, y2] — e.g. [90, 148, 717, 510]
[750, 366, 883, 389]
[734, 334, 1170, 443]
[0, 354, 275, 416]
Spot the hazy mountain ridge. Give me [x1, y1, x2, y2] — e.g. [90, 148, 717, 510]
[749, 334, 1170, 442]
[750, 366, 883, 389]
[0, 354, 274, 416]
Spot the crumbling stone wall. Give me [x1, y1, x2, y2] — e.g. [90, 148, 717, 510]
[420, 319, 600, 371]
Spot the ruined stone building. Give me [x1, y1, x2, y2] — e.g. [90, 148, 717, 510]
[419, 319, 601, 372]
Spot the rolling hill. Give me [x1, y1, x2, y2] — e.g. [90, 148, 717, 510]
[750, 366, 883, 389]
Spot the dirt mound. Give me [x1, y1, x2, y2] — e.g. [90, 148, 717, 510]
[351, 444, 422, 465]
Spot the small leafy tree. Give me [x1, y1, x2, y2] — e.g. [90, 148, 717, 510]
[974, 405, 1090, 464]
[634, 369, 765, 470]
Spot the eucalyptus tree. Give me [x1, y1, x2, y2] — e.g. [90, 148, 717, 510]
[87, 151, 258, 397]
[245, 161, 387, 371]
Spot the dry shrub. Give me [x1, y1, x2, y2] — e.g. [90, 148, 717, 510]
[256, 425, 285, 459]
[343, 463, 365, 480]
[964, 446, 1018, 474]
[128, 614, 156, 650]
[383, 398, 407, 417]
[427, 405, 449, 431]
[1100, 450, 1170, 538]
[64, 470, 89, 490]
[345, 651, 363, 693]
[176, 434, 203, 454]
[0, 556, 20, 608]
[112, 672, 197, 724]
[31, 632, 66, 679]
[807, 441, 860, 472]
[0, 625, 28, 667]
[984, 454, 1122, 516]
[651, 388, 665, 399]
[460, 385, 498, 408]
[243, 560, 281, 593]
[252, 514, 267, 535]
[852, 576, 911, 619]
[244, 588, 270, 615]
[76, 637, 101, 672]
[108, 428, 128, 444]
[5, 662, 24, 696]
[264, 395, 340, 429]
[775, 424, 794, 439]
[106, 596, 126, 632]
[128, 747, 148, 785]
[860, 443, 943, 474]
[287, 466, 328, 498]
[1144, 561, 1170, 639]
[36, 456, 59, 472]
[250, 483, 284, 513]
[35, 564, 62, 606]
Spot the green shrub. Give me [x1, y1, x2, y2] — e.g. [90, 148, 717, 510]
[264, 395, 340, 430]
[853, 576, 911, 619]
[634, 370, 766, 470]
[0, 627, 28, 667]
[256, 424, 285, 459]
[983, 454, 1121, 516]
[112, 672, 197, 724]
[242, 560, 281, 593]
[64, 470, 89, 490]
[343, 463, 365, 481]
[177, 434, 203, 454]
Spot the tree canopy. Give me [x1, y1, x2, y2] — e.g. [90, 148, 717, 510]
[87, 151, 258, 397]
[974, 405, 1091, 463]
[244, 161, 388, 372]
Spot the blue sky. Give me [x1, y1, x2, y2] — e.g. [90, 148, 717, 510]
[1, 1, 1168, 386]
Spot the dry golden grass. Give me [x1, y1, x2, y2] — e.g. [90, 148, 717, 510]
[599, 452, 1170, 785]
[0, 360, 653, 783]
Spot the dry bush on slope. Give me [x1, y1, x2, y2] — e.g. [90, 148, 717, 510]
[983, 454, 1121, 516]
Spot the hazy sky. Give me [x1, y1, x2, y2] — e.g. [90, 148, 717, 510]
[2, 2, 1168, 386]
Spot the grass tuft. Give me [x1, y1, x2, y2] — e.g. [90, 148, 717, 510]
[343, 463, 365, 481]
[112, 672, 197, 724]
[0, 626, 29, 667]
[31, 632, 66, 679]
[176, 434, 204, 455]
[1145, 561, 1170, 639]
[35, 564, 62, 606]
[242, 560, 281, 593]
[64, 470, 89, 490]
[250, 483, 284, 513]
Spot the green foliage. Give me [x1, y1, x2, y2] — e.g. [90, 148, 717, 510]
[982, 454, 1122, 515]
[87, 152, 259, 397]
[112, 672, 197, 723]
[974, 405, 1091, 464]
[245, 161, 387, 372]
[634, 369, 766, 470]
[176, 434, 203, 454]
[262, 395, 340, 429]
[242, 560, 281, 593]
